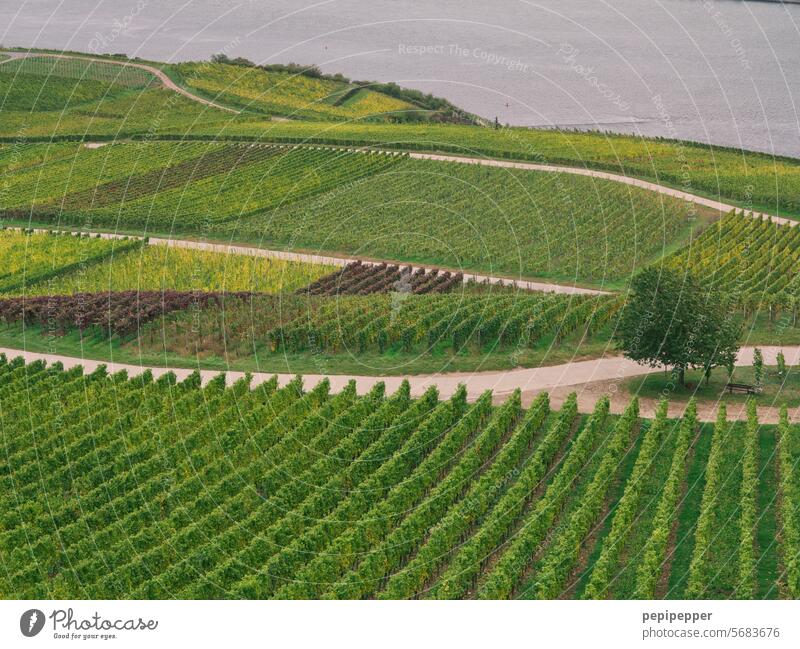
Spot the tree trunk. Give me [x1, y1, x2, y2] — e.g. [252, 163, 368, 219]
[678, 367, 685, 387]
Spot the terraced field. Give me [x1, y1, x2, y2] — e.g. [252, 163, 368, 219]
[2, 142, 402, 230]
[0, 357, 796, 599]
[0, 55, 229, 137]
[0, 229, 140, 294]
[1, 56, 157, 87]
[665, 211, 800, 317]
[1, 142, 701, 284]
[169, 61, 416, 120]
[0, 229, 331, 296]
[0, 230, 618, 373]
[3, 51, 798, 219]
[228, 156, 702, 284]
[176, 120, 800, 216]
[3, 46, 800, 606]
[17, 242, 333, 296]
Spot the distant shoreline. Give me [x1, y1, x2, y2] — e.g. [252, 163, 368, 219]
[3, 0, 799, 155]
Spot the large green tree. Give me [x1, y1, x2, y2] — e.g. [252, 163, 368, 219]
[617, 267, 741, 386]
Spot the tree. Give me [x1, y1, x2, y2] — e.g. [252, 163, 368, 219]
[777, 350, 787, 377]
[694, 289, 742, 385]
[753, 348, 764, 387]
[616, 267, 741, 386]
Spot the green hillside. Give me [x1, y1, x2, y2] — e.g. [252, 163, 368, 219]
[1, 361, 795, 599]
[3, 49, 799, 217]
[0, 141, 708, 286]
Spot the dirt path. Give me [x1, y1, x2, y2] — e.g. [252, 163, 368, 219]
[0, 51, 240, 114]
[15, 226, 609, 297]
[3, 345, 798, 422]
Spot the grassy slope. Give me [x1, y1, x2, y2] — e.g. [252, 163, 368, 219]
[0, 72, 127, 112]
[0, 48, 446, 123]
[625, 365, 800, 408]
[0, 87, 232, 138]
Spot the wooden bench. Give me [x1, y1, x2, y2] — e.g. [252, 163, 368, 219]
[726, 382, 761, 395]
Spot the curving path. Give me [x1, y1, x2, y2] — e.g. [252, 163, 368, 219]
[18, 227, 610, 296]
[2, 345, 797, 422]
[0, 51, 240, 114]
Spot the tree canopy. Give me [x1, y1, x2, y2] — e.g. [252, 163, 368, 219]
[616, 267, 741, 385]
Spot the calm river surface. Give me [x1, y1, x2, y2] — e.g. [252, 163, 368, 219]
[2, 0, 799, 156]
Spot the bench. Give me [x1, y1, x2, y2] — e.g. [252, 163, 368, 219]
[726, 383, 761, 395]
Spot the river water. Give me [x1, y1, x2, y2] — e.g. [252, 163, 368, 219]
[2, 0, 799, 156]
